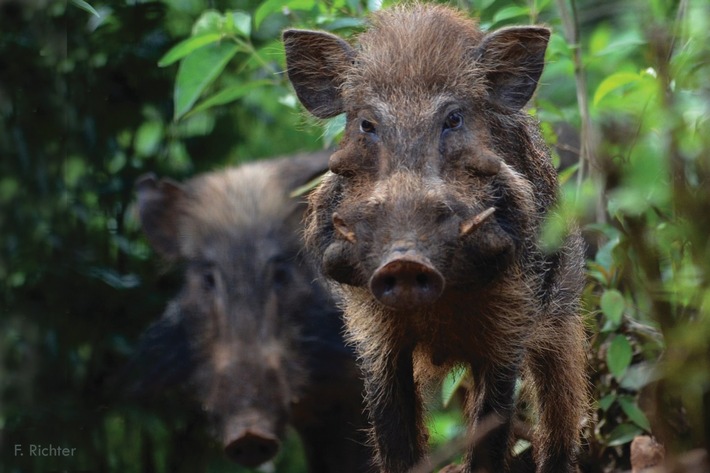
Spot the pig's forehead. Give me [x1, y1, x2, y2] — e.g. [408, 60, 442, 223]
[343, 5, 486, 107]
[351, 91, 467, 124]
[187, 226, 287, 265]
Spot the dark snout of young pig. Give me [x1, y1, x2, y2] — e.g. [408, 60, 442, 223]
[123, 153, 371, 473]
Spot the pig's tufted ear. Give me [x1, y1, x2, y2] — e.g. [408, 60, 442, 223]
[475, 26, 550, 111]
[135, 174, 187, 260]
[282, 29, 355, 118]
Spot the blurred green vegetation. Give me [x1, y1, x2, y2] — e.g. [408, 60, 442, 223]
[1, 0, 708, 472]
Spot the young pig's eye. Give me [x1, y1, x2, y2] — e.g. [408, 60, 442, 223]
[443, 111, 463, 131]
[360, 119, 376, 134]
[202, 271, 217, 291]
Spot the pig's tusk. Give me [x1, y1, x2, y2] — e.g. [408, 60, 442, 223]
[333, 212, 357, 243]
[459, 207, 496, 237]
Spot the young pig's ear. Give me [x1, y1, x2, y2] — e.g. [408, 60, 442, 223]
[282, 29, 354, 118]
[135, 174, 186, 260]
[475, 26, 550, 111]
[281, 150, 331, 193]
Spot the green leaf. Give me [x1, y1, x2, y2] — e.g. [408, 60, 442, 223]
[593, 72, 640, 107]
[231, 11, 252, 38]
[134, 121, 164, 157]
[442, 367, 468, 408]
[158, 34, 223, 67]
[618, 396, 651, 431]
[186, 80, 271, 118]
[558, 163, 579, 186]
[71, 0, 100, 17]
[192, 10, 225, 36]
[598, 393, 616, 412]
[255, 0, 317, 29]
[600, 289, 625, 329]
[620, 362, 660, 391]
[322, 114, 346, 148]
[606, 422, 642, 447]
[492, 6, 530, 24]
[290, 173, 325, 198]
[173, 42, 240, 120]
[607, 334, 633, 380]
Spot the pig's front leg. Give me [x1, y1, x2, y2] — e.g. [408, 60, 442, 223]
[464, 362, 519, 473]
[361, 344, 426, 473]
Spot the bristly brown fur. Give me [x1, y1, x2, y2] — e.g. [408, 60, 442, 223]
[284, 4, 588, 473]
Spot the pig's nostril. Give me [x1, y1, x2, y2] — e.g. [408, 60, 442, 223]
[383, 275, 397, 292]
[224, 431, 280, 468]
[370, 257, 445, 310]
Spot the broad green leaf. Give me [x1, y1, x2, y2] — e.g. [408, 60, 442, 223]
[598, 393, 616, 412]
[231, 11, 252, 38]
[367, 0, 383, 12]
[255, 0, 317, 29]
[134, 121, 164, 157]
[173, 42, 240, 120]
[442, 367, 468, 408]
[71, 0, 100, 17]
[606, 422, 642, 447]
[290, 173, 325, 198]
[607, 334, 633, 380]
[558, 163, 579, 186]
[472, 0, 496, 13]
[593, 72, 640, 107]
[158, 34, 222, 67]
[186, 80, 271, 118]
[618, 396, 651, 431]
[600, 289, 625, 329]
[620, 362, 660, 391]
[492, 6, 529, 24]
[192, 10, 224, 36]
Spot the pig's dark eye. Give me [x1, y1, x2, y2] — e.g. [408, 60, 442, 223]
[272, 267, 290, 288]
[202, 271, 216, 291]
[443, 111, 463, 131]
[360, 119, 376, 134]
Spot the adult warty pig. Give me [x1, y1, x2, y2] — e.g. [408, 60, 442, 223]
[130, 152, 372, 472]
[283, 5, 587, 473]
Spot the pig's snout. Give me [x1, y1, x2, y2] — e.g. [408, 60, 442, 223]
[370, 247, 444, 310]
[224, 429, 280, 467]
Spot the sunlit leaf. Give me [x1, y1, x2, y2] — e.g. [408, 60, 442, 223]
[71, 0, 100, 17]
[492, 6, 529, 24]
[442, 367, 468, 408]
[607, 334, 633, 380]
[620, 362, 660, 391]
[607, 422, 642, 447]
[192, 10, 224, 35]
[255, 0, 317, 29]
[158, 34, 222, 67]
[231, 11, 252, 37]
[134, 121, 164, 157]
[186, 80, 271, 117]
[600, 289, 625, 329]
[173, 42, 240, 120]
[593, 72, 640, 107]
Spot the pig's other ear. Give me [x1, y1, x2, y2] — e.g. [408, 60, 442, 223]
[475, 26, 550, 111]
[282, 29, 354, 118]
[280, 150, 331, 194]
[135, 174, 186, 260]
